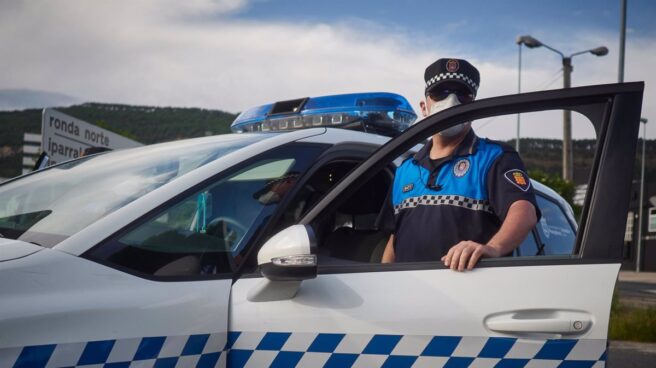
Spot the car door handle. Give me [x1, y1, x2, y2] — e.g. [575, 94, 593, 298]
[485, 310, 592, 336]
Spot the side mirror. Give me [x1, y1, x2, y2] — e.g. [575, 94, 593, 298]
[248, 225, 317, 302]
[257, 224, 317, 281]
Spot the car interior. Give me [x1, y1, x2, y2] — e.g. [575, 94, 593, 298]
[274, 159, 394, 265]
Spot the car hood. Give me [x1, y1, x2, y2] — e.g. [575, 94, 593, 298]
[0, 238, 43, 262]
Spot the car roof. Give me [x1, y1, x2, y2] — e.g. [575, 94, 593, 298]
[531, 179, 577, 226]
[298, 127, 391, 146]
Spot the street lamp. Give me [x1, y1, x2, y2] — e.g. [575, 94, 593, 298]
[519, 35, 608, 182]
[637, 117, 648, 272]
[515, 36, 543, 153]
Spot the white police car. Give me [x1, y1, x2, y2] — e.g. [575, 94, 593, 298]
[0, 83, 644, 368]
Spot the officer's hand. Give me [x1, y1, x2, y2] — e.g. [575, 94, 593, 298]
[441, 241, 501, 271]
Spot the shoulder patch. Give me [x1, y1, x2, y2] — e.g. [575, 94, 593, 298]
[504, 169, 531, 191]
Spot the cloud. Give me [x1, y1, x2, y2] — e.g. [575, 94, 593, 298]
[0, 89, 82, 110]
[0, 0, 654, 140]
[0, 1, 432, 111]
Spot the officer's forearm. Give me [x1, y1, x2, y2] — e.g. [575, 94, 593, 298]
[486, 200, 537, 255]
[381, 235, 395, 263]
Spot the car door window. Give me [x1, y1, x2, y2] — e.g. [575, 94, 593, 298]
[299, 84, 645, 268]
[85, 144, 324, 279]
[272, 161, 362, 233]
[516, 229, 540, 256]
[535, 194, 576, 255]
[318, 167, 393, 263]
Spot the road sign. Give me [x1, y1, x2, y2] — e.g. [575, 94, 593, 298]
[649, 208, 656, 233]
[41, 108, 142, 164]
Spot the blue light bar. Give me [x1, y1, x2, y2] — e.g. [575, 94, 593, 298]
[231, 92, 417, 137]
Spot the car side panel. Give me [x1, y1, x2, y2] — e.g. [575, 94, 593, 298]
[228, 263, 618, 367]
[0, 249, 230, 367]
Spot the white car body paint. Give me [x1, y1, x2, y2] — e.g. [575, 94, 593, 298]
[297, 127, 390, 146]
[231, 263, 618, 339]
[0, 238, 43, 262]
[0, 248, 231, 348]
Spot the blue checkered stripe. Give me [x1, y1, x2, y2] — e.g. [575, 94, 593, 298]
[227, 332, 608, 368]
[3, 333, 226, 368]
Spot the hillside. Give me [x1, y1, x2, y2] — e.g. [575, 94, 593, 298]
[1, 103, 654, 184]
[0, 103, 238, 177]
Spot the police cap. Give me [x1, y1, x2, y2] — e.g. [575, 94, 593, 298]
[424, 58, 480, 96]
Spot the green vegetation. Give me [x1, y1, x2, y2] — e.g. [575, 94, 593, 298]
[609, 292, 656, 342]
[0, 103, 238, 177]
[528, 169, 576, 203]
[528, 169, 583, 218]
[59, 103, 236, 144]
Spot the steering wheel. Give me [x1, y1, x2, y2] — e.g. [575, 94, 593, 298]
[206, 217, 247, 250]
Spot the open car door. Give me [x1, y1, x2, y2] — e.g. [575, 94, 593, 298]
[230, 83, 644, 368]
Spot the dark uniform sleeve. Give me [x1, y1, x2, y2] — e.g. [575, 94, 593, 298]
[486, 151, 541, 223]
[375, 186, 396, 235]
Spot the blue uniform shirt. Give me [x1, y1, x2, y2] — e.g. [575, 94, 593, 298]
[377, 129, 540, 262]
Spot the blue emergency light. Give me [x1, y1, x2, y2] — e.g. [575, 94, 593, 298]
[231, 92, 417, 137]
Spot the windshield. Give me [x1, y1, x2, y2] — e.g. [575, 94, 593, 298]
[0, 134, 264, 248]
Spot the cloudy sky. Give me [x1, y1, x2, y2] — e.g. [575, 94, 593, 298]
[1, 0, 655, 139]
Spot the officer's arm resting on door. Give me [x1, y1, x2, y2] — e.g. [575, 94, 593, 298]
[441, 199, 537, 271]
[442, 152, 540, 271]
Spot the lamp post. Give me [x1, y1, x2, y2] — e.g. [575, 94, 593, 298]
[637, 117, 648, 272]
[619, 0, 627, 82]
[515, 36, 543, 153]
[518, 35, 608, 182]
[516, 41, 521, 153]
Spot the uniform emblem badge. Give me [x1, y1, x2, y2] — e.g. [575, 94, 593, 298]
[453, 159, 470, 177]
[402, 183, 414, 193]
[446, 59, 460, 72]
[504, 169, 531, 191]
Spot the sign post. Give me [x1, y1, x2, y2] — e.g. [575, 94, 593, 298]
[22, 133, 42, 174]
[41, 108, 142, 165]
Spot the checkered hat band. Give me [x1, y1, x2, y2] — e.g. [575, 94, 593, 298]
[394, 195, 492, 215]
[3, 332, 607, 368]
[425, 72, 479, 92]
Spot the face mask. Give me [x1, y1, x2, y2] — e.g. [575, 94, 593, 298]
[428, 93, 468, 137]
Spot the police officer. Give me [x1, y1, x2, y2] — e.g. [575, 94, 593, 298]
[379, 58, 540, 271]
